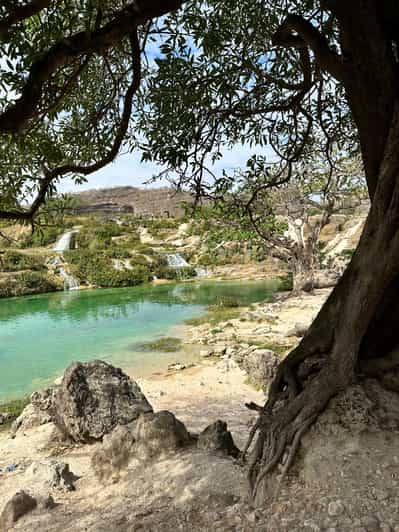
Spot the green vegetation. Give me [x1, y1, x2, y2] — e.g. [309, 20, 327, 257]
[65, 249, 151, 288]
[185, 304, 243, 327]
[135, 336, 183, 352]
[0, 396, 29, 432]
[0, 251, 45, 272]
[20, 226, 67, 248]
[0, 272, 63, 298]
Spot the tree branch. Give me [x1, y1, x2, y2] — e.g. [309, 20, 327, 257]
[273, 14, 345, 81]
[0, 0, 183, 134]
[0, 29, 142, 222]
[0, 0, 50, 35]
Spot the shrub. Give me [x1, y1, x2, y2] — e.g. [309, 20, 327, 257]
[0, 251, 45, 272]
[20, 226, 65, 247]
[0, 272, 63, 298]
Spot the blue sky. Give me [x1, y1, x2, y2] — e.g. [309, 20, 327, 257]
[57, 143, 271, 193]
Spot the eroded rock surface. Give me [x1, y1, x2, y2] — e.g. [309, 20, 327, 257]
[197, 420, 240, 458]
[54, 360, 153, 442]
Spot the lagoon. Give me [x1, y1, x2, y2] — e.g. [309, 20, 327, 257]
[0, 280, 279, 401]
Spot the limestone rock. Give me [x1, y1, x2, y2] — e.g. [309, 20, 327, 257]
[25, 460, 77, 492]
[92, 424, 135, 482]
[242, 349, 279, 388]
[0, 412, 12, 425]
[0, 491, 37, 531]
[197, 420, 240, 458]
[11, 404, 52, 435]
[11, 387, 58, 435]
[132, 410, 192, 461]
[54, 360, 153, 443]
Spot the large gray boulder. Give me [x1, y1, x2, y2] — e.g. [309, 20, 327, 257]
[54, 360, 153, 443]
[242, 349, 280, 389]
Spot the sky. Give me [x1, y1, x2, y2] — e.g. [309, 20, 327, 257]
[57, 143, 272, 194]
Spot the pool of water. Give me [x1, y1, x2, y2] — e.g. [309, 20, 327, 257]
[0, 280, 279, 401]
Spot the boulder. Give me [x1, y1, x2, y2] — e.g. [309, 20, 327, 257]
[242, 349, 280, 388]
[0, 491, 37, 531]
[11, 404, 52, 435]
[197, 420, 240, 458]
[132, 410, 192, 461]
[92, 424, 135, 482]
[25, 460, 77, 492]
[54, 360, 153, 443]
[0, 412, 12, 425]
[11, 387, 58, 435]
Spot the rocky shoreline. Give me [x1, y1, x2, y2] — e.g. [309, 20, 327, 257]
[2, 288, 399, 531]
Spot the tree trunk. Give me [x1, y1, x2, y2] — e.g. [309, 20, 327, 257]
[247, 105, 399, 502]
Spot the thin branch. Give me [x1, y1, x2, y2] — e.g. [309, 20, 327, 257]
[0, 0, 184, 133]
[273, 13, 345, 81]
[0, 0, 50, 35]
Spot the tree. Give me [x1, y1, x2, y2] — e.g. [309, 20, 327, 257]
[132, 1, 399, 501]
[204, 153, 366, 291]
[2, 0, 399, 505]
[0, 0, 184, 223]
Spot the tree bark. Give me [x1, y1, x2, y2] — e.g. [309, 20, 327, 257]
[248, 103, 399, 501]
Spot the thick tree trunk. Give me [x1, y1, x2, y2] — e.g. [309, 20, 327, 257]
[247, 105, 399, 502]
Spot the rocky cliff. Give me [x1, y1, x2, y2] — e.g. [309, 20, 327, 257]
[72, 186, 192, 218]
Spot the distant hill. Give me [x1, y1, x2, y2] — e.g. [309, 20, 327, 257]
[71, 186, 192, 217]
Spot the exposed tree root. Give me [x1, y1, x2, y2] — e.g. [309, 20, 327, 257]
[245, 357, 346, 503]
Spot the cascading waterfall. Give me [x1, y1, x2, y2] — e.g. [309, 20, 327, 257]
[59, 267, 79, 290]
[166, 253, 208, 277]
[53, 230, 80, 290]
[166, 253, 190, 268]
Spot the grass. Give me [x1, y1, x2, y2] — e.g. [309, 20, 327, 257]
[135, 336, 183, 352]
[0, 396, 29, 432]
[185, 305, 243, 327]
[247, 340, 293, 356]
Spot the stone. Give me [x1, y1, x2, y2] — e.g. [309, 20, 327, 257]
[25, 460, 77, 492]
[92, 424, 135, 482]
[0, 491, 37, 531]
[327, 500, 344, 517]
[200, 349, 214, 358]
[287, 322, 309, 337]
[54, 360, 153, 443]
[11, 403, 52, 435]
[197, 420, 240, 458]
[132, 410, 192, 461]
[11, 387, 58, 435]
[242, 349, 279, 388]
[0, 412, 11, 425]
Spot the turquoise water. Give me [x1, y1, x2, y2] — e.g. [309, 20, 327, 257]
[0, 280, 279, 401]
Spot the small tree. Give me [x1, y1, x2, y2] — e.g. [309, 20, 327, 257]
[201, 154, 366, 291]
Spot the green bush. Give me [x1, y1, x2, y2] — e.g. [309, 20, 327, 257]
[20, 226, 66, 247]
[0, 272, 63, 298]
[0, 251, 45, 272]
[65, 249, 150, 287]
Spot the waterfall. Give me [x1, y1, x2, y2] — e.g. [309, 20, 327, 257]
[166, 253, 209, 277]
[166, 253, 190, 268]
[59, 267, 79, 290]
[53, 230, 80, 290]
[54, 230, 77, 252]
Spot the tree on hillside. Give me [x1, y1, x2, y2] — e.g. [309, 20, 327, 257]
[202, 153, 366, 291]
[0, 0, 184, 223]
[132, 1, 399, 500]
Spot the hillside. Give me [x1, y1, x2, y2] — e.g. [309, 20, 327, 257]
[71, 186, 192, 217]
